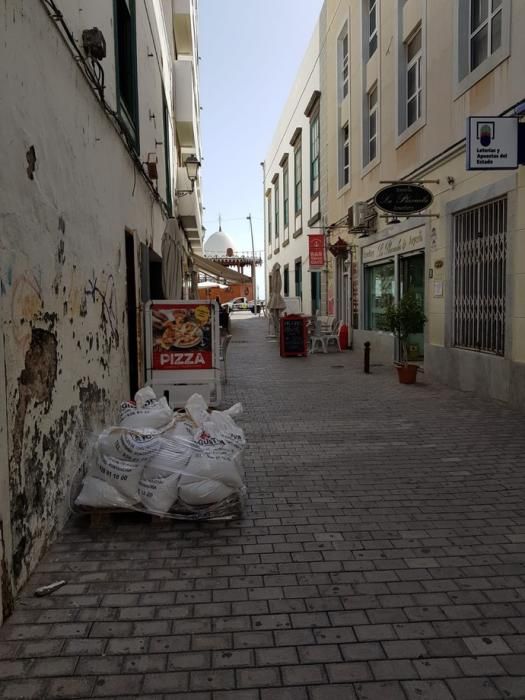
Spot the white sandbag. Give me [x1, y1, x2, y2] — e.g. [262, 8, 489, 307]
[177, 452, 238, 505]
[75, 476, 137, 509]
[97, 427, 162, 464]
[119, 396, 173, 429]
[138, 436, 192, 512]
[178, 474, 234, 505]
[187, 447, 243, 488]
[168, 418, 198, 444]
[184, 393, 209, 427]
[223, 402, 243, 419]
[134, 386, 158, 407]
[138, 467, 180, 512]
[95, 455, 144, 500]
[203, 411, 246, 450]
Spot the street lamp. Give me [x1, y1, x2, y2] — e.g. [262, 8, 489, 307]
[175, 154, 201, 197]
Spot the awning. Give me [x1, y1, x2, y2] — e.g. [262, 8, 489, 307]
[193, 254, 251, 284]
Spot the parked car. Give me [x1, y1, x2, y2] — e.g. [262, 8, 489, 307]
[248, 300, 264, 314]
[223, 296, 249, 312]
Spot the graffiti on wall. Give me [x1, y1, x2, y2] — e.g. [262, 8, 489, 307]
[85, 271, 120, 353]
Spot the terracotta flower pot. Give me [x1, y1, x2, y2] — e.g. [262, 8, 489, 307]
[396, 363, 418, 384]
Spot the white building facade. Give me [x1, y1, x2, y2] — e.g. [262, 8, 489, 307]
[0, 0, 203, 621]
[263, 20, 326, 317]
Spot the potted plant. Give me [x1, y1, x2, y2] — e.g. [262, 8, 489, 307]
[382, 290, 426, 384]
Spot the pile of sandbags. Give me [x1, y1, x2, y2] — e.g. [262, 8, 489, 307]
[74, 388, 246, 520]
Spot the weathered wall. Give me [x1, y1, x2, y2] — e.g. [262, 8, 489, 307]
[0, 0, 176, 616]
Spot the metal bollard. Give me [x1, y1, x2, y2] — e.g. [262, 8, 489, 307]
[364, 341, 370, 374]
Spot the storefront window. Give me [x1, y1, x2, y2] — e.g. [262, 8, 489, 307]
[365, 261, 395, 330]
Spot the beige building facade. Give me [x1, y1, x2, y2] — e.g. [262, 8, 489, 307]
[263, 18, 327, 317]
[317, 0, 525, 408]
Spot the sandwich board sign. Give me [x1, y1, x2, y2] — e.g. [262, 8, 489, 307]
[145, 300, 221, 408]
[467, 117, 518, 170]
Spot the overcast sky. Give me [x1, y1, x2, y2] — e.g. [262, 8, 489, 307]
[199, 0, 323, 293]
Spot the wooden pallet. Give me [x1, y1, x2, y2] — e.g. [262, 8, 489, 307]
[84, 509, 171, 529]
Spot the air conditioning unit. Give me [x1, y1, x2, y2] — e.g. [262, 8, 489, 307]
[352, 201, 375, 228]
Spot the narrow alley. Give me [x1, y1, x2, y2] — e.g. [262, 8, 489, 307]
[1, 314, 525, 699]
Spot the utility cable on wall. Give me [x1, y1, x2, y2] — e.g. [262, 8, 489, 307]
[39, 0, 170, 219]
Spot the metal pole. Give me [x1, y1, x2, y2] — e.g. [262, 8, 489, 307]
[364, 341, 370, 374]
[247, 213, 257, 315]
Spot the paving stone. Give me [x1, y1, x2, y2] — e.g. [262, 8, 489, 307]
[354, 680, 407, 700]
[413, 657, 461, 678]
[0, 679, 48, 699]
[382, 640, 427, 659]
[445, 677, 501, 699]
[326, 662, 373, 683]
[309, 685, 358, 700]
[236, 666, 280, 688]
[260, 687, 308, 700]
[141, 671, 189, 693]
[370, 658, 418, 680]
[402, 679, 454, 700]
[47, 676, 97, 698]
[463, 635, 512, 655]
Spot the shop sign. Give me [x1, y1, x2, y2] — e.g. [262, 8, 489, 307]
[374, 183, 433, 215]
[467, 116, 518, 170]
[362, 228, 424, 263]
[308, 234, 325, 267]
[150, 301, 213, 370]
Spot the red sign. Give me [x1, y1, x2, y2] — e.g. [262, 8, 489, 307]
[151, 302, 213, 370]
[308, 234, 325, 267]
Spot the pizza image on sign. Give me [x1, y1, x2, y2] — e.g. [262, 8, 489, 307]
[151, 303, 213, 370]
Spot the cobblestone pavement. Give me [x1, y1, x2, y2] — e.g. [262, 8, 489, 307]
[2, 315, 525, 699]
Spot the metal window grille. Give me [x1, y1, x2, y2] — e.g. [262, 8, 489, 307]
[453, 196, 507, 355]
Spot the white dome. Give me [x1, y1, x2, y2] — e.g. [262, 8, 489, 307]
[204, 229, 236, 256]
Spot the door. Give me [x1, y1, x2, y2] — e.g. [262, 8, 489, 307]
[399, 252, 425, 361]
[310, 271, 321, 314]
[125, 231, 139, 398]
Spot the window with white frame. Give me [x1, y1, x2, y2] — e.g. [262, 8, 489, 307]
[283, 161, 289, 231]
[367, 85, 378, 163]
[337, 24, 349, 102]
[456, 0, 510, 94]
[406, 27, 422, 128]
[368, 0, 378, 59]
[339, 123, 350, 188]
[470, 0, 502, 71]
[274, 177, 280, 248]
[310, 113, 320, 198]
[267, 191, 272, 244]
[294, 141, 302, 215]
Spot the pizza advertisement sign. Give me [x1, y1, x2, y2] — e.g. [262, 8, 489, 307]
[151, 302, 214, 370]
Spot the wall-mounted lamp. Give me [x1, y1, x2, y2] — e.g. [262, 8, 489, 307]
[388, 216, 401, 225]
[175, 154, 201, 197]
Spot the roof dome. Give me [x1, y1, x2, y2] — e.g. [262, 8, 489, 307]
[204, 228, 236, 256]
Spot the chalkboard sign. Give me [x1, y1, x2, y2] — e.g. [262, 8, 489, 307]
[280, 315, 308, 357]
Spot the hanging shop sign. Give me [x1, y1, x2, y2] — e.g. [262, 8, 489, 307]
[308, 234, 325, 268]
[466, 116, 518, 170]
[374, 183, 433, 215]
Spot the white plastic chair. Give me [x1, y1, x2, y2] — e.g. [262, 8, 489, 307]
[323, 319, 344, 352]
